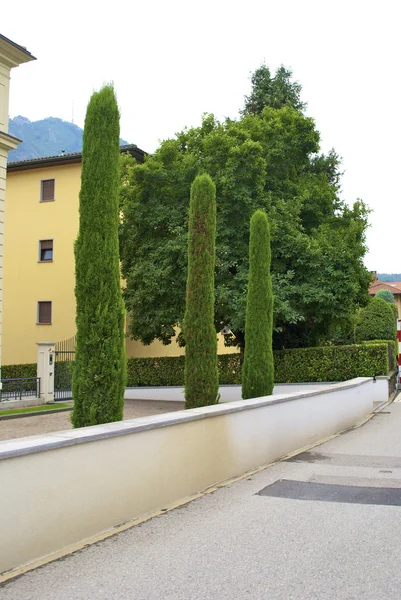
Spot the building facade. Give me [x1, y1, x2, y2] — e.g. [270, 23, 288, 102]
[3, 149, 237, 364]
[0, 34, 35, 373]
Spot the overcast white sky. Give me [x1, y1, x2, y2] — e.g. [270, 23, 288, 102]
[3, 0, 400, 272]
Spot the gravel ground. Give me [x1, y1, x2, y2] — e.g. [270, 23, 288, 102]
[0, 399, 184, 441]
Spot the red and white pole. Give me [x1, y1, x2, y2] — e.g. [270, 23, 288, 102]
[397, 319, 401, 388]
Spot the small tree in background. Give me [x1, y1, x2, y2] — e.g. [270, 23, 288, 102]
[375, 289, 395, 304]
[184, 173, 219, 409]
[355, 297, 396, 343]
[242, 210, 274, 399]
[72, 85, 126, 428]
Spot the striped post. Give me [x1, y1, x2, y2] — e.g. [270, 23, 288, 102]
[397, 319, 401, 388]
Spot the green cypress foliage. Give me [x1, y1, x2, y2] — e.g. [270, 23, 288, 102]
[72, 85, 126, 427]
[242, 210, 274, 399]
[184, 174, 219, 409]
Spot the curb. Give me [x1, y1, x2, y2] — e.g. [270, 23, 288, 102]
[0, 407, 72, 421]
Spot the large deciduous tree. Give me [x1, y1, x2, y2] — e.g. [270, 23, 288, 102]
[120, 66, 371, 352]
[184, 174, 219, 409]
[72, 85, 126, 428]
[242, 210, 274, 399]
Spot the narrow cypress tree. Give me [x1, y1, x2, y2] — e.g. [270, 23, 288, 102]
[72, 85, 126, 427]
[184, 173, 219, 409]
[242, 209, 274, 399]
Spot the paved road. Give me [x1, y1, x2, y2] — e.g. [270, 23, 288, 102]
[2, 403, 401, 599]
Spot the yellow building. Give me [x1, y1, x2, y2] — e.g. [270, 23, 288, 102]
[3, 148, 237, 364]
[0, 34, 35, 372]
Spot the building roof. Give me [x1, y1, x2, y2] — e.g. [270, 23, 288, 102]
[0, 33, 36, 64]
[7, 144, 146, 172]
[369, 280, 401, 295]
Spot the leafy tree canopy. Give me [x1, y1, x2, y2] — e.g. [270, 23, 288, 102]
[242, 64, 305, 115]
[120, 66, 371, 351]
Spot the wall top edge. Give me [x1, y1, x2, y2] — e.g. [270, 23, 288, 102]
[0, 377, 373, 461]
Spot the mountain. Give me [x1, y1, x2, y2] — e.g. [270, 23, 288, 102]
[8, 116, 128, 162]
[377, 274, 401, 282]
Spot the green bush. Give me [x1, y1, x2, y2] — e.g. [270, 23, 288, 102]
[1, 363, 36, 379]
[375, 289, 395, 303]
[355, 297, 397, 344]
[274, 344, 390, 382]
[124, 342, 391, 387]
[127, 356, 185, 386]
[8, 341, 392, 390]
[390, 303, 398, 320]
[361, 339, 397, 371]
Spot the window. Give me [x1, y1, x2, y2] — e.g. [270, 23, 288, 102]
[37, 301, 52, 324]
[41, 179, 55, 202]
[39, 239, 53, 262]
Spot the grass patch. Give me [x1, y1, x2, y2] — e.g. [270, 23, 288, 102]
[0, 403, 71, 416]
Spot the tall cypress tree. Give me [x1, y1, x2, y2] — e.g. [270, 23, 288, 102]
[72, 85, 126, 427]
[184, 173, 219, 409]
[242, 210, 274, 399]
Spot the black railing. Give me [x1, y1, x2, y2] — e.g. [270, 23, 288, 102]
[55, 336, 75, 401]
[0, 377, 41, 402]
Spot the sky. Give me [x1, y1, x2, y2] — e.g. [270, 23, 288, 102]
[2, 0, 400, 272]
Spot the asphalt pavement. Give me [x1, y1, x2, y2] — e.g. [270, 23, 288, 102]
[2, 400, 401, 599]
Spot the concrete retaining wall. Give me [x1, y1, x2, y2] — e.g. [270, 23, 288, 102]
[0, 377, 381, 574]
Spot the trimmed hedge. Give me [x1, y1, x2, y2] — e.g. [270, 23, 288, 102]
[4, 342, 393, 388]
[361, 339, 397, 371]
[125, 343, 392, 387]
[1, 363, 36, 379]
[273, 344, 390, 383]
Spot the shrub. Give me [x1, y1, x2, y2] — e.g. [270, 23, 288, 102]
[72, 85, 126, 427]
[355, 297, 396, 344]
[1, 363, 36, 379]
[274, 343, 390, 382]
[361, 339, 397, 371]
[6, 340, 392, 393]
[124, 342, 392, 387]
[242, 210, 274, 399]
[184, 174, 219, 409]
[375, 289, 395, 303]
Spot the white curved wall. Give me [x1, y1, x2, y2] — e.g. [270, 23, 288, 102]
[0, 377, 380, 575]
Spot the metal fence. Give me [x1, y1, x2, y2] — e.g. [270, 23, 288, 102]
[55, 336, 75, 401]
[0, 377, 41, 402]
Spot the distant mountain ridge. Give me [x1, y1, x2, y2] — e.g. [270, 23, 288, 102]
[377, 273, 401, 282]
[8, 116, 128, 162]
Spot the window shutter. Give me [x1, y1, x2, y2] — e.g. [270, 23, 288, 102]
[38, 301, 52, 324]
[41, 180, 55, 202]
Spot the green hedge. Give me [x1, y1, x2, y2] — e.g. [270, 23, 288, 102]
[273, 344, 390, 383]
[3, 342, 393, 387]
[361, 340, 397, 371]
[1, 363, 36, 379]
[125, 343, 392, 386]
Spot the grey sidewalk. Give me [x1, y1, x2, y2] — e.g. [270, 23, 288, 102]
[2, 402, 401, 599]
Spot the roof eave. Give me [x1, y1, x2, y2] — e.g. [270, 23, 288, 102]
[7, 145, 146, 172]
